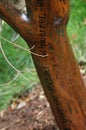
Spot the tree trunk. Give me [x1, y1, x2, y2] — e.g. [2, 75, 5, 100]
[0, 0, 86, 129]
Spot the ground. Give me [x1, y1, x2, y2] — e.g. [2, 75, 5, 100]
[0, 75, 86, 130]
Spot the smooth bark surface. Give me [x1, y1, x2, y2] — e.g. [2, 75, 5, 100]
[0, 0, 86, 130]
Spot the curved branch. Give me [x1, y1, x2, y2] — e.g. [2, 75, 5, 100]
[0, 0, 36, 47]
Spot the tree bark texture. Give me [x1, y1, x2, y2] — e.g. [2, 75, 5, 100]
[0, 0, 86, 130]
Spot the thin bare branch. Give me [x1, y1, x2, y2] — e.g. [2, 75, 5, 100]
[0, 36, 48, 57]
[0, 41, 19, 72]
[0, 72, 20, 87]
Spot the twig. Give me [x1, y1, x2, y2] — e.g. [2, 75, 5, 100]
[0, 36, 48, 57]
[0, 72, 20, 87]
[0, 41, 19, 72]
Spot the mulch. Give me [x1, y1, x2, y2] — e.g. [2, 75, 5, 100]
[0, 75, 86, 130]
[0, 85, 58, 130]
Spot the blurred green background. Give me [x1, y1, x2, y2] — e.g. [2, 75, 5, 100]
[0, 0, 86, 110]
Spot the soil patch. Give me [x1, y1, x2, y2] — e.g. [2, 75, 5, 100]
[0, 76, 86, 130]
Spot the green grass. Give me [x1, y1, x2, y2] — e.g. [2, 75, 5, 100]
[67, 0, 86, 62]
[0, 24, 39, 110]
[0, 0, 86, 111]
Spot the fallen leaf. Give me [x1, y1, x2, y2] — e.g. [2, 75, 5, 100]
[0, 127, 8, 130]
[15, 119, 21, 124]
[17, 102, 26, 109]
[0, 110, 6, 118]
[11, 101, 17, 110]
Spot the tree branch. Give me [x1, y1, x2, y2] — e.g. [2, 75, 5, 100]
[0, 1, 86, 129]
[0, 0, 37, 47]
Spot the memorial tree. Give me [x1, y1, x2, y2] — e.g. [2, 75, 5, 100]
[0, 0, 86, 129]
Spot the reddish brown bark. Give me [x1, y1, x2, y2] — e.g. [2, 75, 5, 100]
[0, 0, 86, 130]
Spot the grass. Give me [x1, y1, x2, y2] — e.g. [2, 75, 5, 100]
[0, 24, 39, 110]
[0, 0, 86, 111]
[67, 0, 86, 62]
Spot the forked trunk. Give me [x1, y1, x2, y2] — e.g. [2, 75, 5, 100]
[0, 0, 86, 129]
